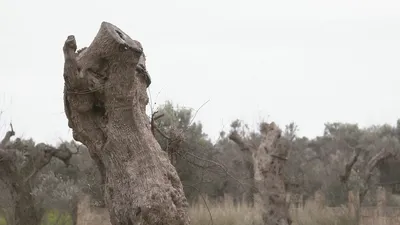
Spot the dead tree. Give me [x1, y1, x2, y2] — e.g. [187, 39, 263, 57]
[230, 122, 292, 225]
[62, 22, 190, 225]
[0, 125, 79, 225]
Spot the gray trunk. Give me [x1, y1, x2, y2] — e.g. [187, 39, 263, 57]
[62, 22, 190, 225]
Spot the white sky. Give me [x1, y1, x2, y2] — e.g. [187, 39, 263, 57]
[1, 0, 400, 145]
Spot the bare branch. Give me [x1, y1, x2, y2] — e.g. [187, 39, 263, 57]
[23, 144, 58, 183]
[52, 142, 79, 167]
[188, 99, 210, 127]
[0, 123, 15, 148]
[151, 113, 185, 165]
[177, 149, 249, 191]
[340, 147, 362, 183]
[228, 131, 251, 152]
[150, 111, 164, 136]
[183, 184, 213, 225]
[156, 126, 171, 140]
[359, 148, 393, 202]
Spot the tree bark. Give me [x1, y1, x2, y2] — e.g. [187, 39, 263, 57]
[62, 22, 190, 225]
[13, 182, 44, 225]
[0, 135, 47, 225]
[0, 160, 42, 225]
[230, 123, 292, 225]
[255, 123, 291, 225]
[70, 195, 79, 225]
[1, 171, 41, 225]
[244, 160, 255, 207]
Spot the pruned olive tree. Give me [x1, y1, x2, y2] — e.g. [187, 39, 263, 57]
[62, 22, 190, 225]
[336, 124, 400, 224]
[229, 122, 292, 225]
[0, 125, 80, 225]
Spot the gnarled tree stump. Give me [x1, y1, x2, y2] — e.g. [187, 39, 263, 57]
[62, 22, 190, 225]
[230, 122, 292, 225]
[255, 123, 291, 225]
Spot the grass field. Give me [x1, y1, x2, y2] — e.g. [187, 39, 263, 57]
[0, 210, 71, 225]
[189, 195, 355, 225]
[1, 197, 355, 225]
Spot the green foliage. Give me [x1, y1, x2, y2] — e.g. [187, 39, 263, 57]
[154, 101, 216, 201]
[0, 211, 72, 225]
[292, 121, 400, 205]
[42, 210, 72, 225]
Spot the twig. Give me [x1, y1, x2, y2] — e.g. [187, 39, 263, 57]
[184, 184, 214, 225]
[178, 147, 249, 191]
[147, 87, 162, 118]
[151, 111, 165, 136]
[187, 99, 210, 128]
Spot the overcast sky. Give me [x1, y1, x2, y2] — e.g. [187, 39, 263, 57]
[1, 0, 400, 145]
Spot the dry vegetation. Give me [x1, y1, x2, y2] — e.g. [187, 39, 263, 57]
[0, 197, 354, 225]
[189, 196, 355, 225]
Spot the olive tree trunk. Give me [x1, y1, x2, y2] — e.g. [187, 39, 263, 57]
[0, 128, 63, 225]
[230, 122, 292, 225]
[0, 162, 42, 225]
[255, 123, 291, 225]
[62, 22, 190, 225]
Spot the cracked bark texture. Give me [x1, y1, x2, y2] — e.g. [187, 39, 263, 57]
[256, 123, 291, 225]
[230, 122, 291, 225]
[62, 22, 190, 225]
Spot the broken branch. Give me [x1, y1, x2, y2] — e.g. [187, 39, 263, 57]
[150, 111, 164, 136]
[228, 131, 251, 152]
[0, 123, 15, 148]
[340, 147, 362, 183]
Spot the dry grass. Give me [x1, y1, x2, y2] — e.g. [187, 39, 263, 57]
[291, 201, 355, 225]
[189, 195, 356, 225]
[189, 195, 262, 225]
